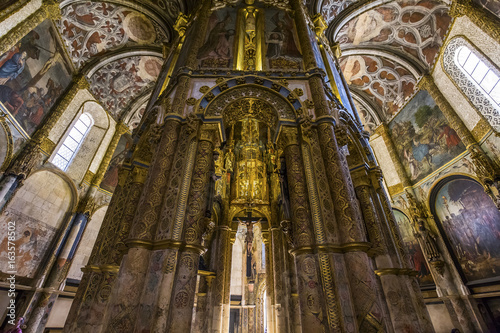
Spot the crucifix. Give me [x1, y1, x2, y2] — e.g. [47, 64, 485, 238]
[236, 211, 264, 280]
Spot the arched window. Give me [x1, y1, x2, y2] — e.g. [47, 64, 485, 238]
[52, 113, 93, 171]
[455, 45, 500, 110]
[443, 37, 500, 131]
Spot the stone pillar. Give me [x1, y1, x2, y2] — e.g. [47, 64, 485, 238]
[282, 127, 329, 333]
[63, 116, 155, 332]
[450, 0, 500, 43]
[165, 125, 216, 333]
[62, 162, 130, 332]
[210, 226, 233, 333]
[262, 232, 276, 333]
[269, 226, 287, 333]
[354, 177, 434, 332]
[0, 75, 90, 212]
[419, 74, 500, 208]
[0, 0, 60, 56]
[314, 118, 392, 331]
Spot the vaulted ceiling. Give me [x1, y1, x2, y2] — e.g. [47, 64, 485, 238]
[307, 0, 456, 133]
[53, 0, 458, 131]
[55, 0, 199, 129]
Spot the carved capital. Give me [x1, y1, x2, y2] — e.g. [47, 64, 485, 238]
[174, 13, 190, 37]
[5, 141, 42, 178]
[280, 127, 299, 148]
[131, 166, 149, 184]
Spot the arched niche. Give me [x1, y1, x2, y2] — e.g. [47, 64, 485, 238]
[0, 169, 76, 278]
[67, 205, 108, 282]
[393, 209, 434, 287]
[198, 77, 301, 142]
[430, 175, 500, 284]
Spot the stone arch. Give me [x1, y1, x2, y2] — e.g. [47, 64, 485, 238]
[198, 77, 302, 142]
[84, 49, 163, 78]
[0, 169, 76, 278]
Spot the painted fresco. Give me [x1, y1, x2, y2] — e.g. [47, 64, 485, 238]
[389, 91, 466, 183]
[340, 55, 416, 118]
[197, 8, 236, 69]
[89, 56, 162, 119]
[321, 0, 359, 24]
[0, 212, 57, 278]
[336, 0, 451, 68]
[265, 9, 302, 70]
[394, 210, 434, 286]
[435, 178, 500, 282]
[58, 2, 167, 68]
[100, 134, 132, 193]
[0, 20, 73, 136]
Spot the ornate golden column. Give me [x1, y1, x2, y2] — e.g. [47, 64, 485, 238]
[450, 0, 500, 43]
[419, 74, 500, 208]
[282, 127, 329, 333]
[64, 114, 158, 333]
[165, 125, 217, 333]
[0, 0, 60, 56]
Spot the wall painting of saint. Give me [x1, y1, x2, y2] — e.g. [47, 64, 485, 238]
[0, 20, 72, 136]
[264, 9, 302, 70]
[197, 8, 236, 69]
[433, 177, 500, 283]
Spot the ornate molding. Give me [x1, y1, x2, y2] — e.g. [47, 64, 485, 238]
[441, 37, 500, 133]
[450, 0, 500, 42]
[0, 0, 60, 56]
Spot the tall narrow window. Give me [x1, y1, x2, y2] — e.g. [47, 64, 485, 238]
[443, 37, 500, 131]
[455, 45, 500, 110]
[52, 113, 93, 171]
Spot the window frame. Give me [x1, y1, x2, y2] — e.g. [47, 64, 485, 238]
[442, 36, 500, 132]
[51, 112, 93, 171]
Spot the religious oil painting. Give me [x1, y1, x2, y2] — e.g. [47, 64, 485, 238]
[434, 178, 500, 282]
[0, 20, 72, 136]
[264, 9, 302, 70]
[389, 90, 466, 183]
[198, 7, 236, 69]
[100, 134, 132, 193]
[394, 209, 434, 286]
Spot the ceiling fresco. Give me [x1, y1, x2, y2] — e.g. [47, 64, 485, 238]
[57, 2, 167, 68]
[336, 0, 452, 68]
[340, 55, 416, 119]
[88, 55, 163, 119]
[321, 0, 360, 24]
